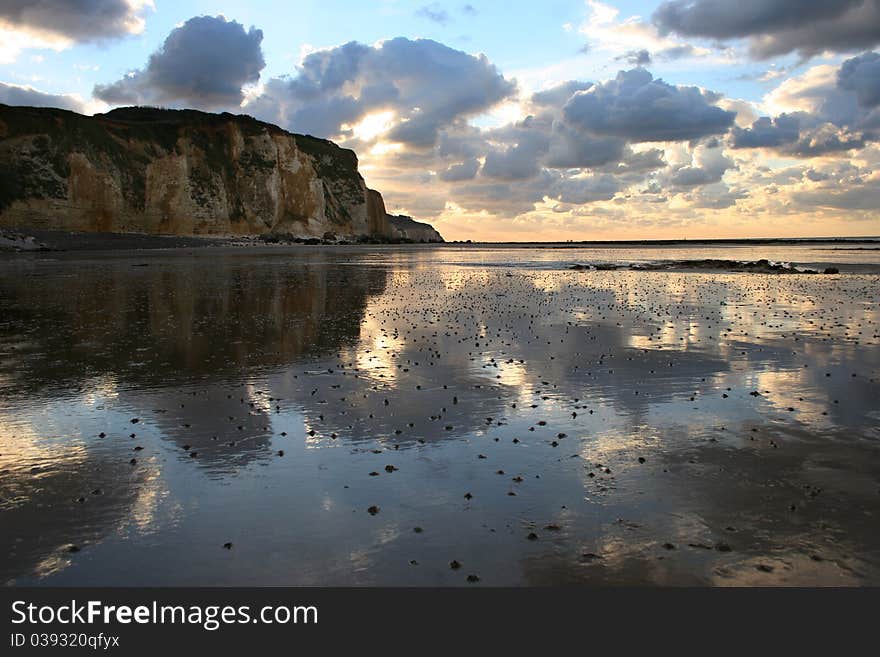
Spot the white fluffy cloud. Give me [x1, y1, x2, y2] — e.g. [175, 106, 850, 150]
[0, 0, 152, 43]
[562, 68, 736, 142]
[732, 52, 880, 156]
[0, 81, 85, 113]
[94, 16, 265, 110]
[246, 38, 516, 146]
[0, 0, 152, 62]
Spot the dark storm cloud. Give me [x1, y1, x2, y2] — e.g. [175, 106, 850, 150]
[0, 0, 150, 43]
[653, 0, 880, 58]
[837, 52, 880, 107]
[248, 38, 515, 145]
[93, 16, 265, 110]
[0, 82, 85, 112]
[562, 68, 735, 142]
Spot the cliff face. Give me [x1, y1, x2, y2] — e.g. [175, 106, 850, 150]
[0, 105, 394, 239]
[388, 214, 444, 242]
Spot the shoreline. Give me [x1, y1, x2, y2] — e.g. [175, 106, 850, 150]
[1, 227, 879, 254]
[2, 228, 879, 275]
[0, 228, 449, 253]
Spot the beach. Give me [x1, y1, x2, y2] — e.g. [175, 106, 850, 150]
[1, 242, 878, 585]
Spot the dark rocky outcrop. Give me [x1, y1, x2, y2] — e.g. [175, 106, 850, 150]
[387, 213, 444, 242]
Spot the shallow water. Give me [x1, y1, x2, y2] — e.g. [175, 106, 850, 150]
[1, 244, 879, 586]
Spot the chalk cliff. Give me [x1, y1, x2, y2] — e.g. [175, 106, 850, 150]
[0, 104, 402, 239]
[388, 214, 445, 242]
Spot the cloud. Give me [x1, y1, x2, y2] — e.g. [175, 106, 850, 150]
[687, 183, 748, 209]
[669, 141, 734, 187]
[481, 144, 542, 180]
[544, 121, 626, 169]
[579, 1, 712, 64]
[732, 53, 880, 156]
[450, 176, 551, 216]
[549, 173, 620, 204]
[438, 158, 480, 181]
[356, 63, 743, 225]
[792, 178, 880, 211]
[787, 124, 866, 156]
[562, 68, 736, 142]
[0, 0, 152, 44]
[531, 81, 593, 108]
[247, 38, 515, 145]
[0, 81, 85, 112]
[616, 49, 651, 66]
[731, 113, 802, 148]
[805, 169, 830, 182]
[653, 0, 880, 59]
[655, 44, 700, 60]
[416, 4, 450, 25]
[93, 15, 265, 110]
[838, 52, 880, 108]
[614, 148, 667, 173]
[764, 63, 862, 124]
[479, 115, 551, 180]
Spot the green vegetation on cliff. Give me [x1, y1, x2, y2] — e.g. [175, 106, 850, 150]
[0, 104, 399, 238]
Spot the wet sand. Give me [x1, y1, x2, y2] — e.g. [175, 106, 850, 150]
[1, 244, 878, 585]
[0, 228, 232, 252]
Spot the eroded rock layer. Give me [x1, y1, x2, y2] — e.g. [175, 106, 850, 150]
[0, 105, 395, 239]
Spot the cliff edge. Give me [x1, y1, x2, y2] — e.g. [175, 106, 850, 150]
[0, 104, 403, 240]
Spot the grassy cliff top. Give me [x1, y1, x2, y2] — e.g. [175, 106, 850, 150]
[0, 103, 358, 169]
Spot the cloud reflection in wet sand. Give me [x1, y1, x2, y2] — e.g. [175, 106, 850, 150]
[0, 248, 878, 585]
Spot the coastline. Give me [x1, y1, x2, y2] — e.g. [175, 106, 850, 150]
[2, 226, 878, 254]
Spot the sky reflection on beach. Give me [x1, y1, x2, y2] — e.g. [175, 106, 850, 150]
[1, 245, 878, 585]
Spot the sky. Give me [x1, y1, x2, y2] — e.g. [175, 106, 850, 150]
[1, 1, 879, 241]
